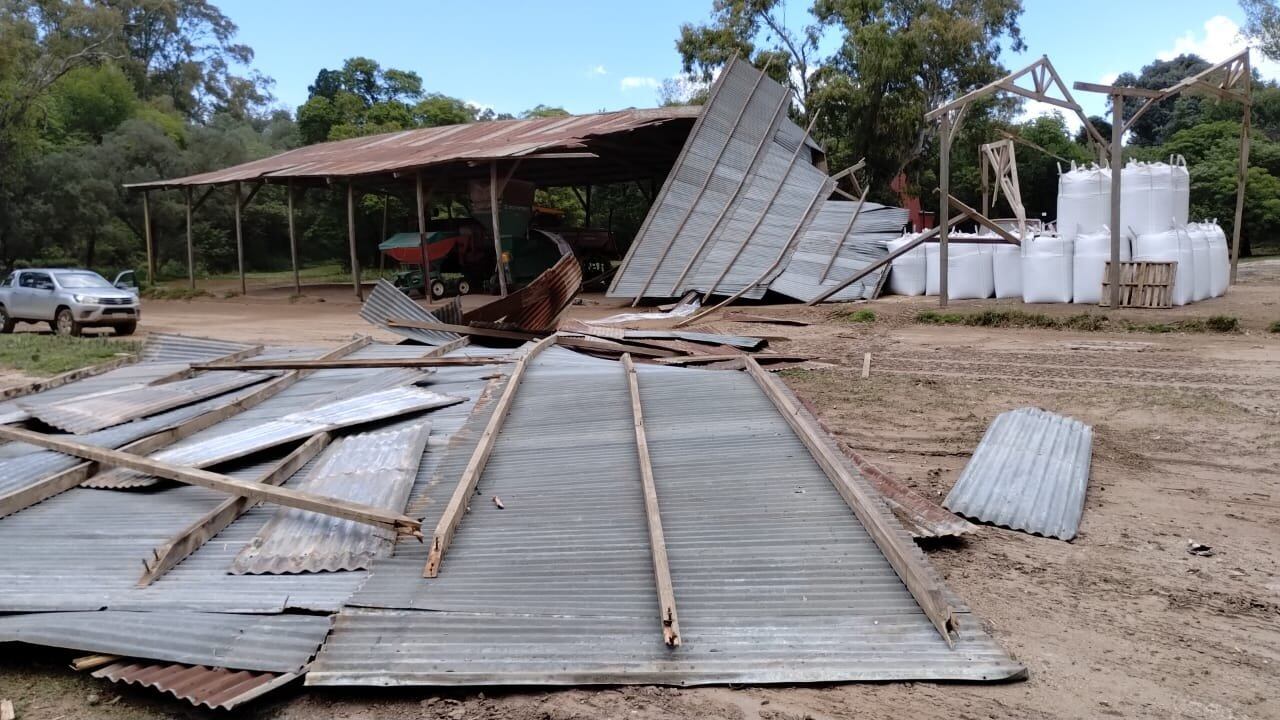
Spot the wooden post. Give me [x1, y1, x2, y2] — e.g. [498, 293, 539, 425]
[584, 184, 592, 227]
[288, 179, 301, 296]
[416, 172, 432, 299]
[490, 162, 508, 297]
[347, 181, 363, 301]
[1109, 93, 1124, 309]
[1230, 100, 1251, 284]
[142, 191, 155, 287]
[232, 181, 246, 295]
[184, 187, 195, 290]
[938, 112, 951, 308]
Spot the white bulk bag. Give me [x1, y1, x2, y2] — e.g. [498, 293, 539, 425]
[1133, 225, 1193, 306]
[1121, 161, 1176, 237]
[993, 243, 1023, 298]
[887, 234, 926, 296]
[1186, 223, 1211, 302]
[1056, 163, 1110, 240]
[1022, 235, 1074, 303]
[1072, 227, 1130, 305]
[1205, 221, 1229, 297]
[1170, 155, 1190, 225]
[925, 238, 993, 299]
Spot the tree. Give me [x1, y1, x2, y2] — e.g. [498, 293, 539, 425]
[1112, 54, 1212, 146]
[1242, 0, 1280, 60]
[521, 104, 570, 119]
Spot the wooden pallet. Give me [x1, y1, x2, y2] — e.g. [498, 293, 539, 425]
[1099, 261, 1175, 308]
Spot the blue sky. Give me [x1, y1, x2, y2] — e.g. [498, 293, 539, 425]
[220, 0, 1273, 125]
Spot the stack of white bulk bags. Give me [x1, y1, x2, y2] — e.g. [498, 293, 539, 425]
[1072, 227, 1130, 304]
[886, 234, 927, 296]
[1133, 225, 1194, 306]
[1204, 221, 1230, 297]
[1022, 235, 1074, 303]
[1185, 223, 1211, 301]
[993, 243, 1023, 298]
[1120, 160, 1176, 237]
[1057, 163, 1111, 240]
[925, 236, 994, 299]
[1170, 156, 1190, 226]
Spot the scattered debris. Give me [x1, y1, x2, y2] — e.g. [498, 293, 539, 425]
[722, 312, 811, 326]
[492, 496, 504, 509]
[861, 352, 872, 379]
[1186, 540, 1216, 557]
[0, 698, 13, 720]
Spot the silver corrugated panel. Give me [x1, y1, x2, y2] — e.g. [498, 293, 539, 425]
[0, 359, 192, 427]
[21, 371, 271, 434]
[621, 329, 764, 350]
[944, 407, 1093, 541]
[311, 348, 1022, 685]
[768, 203, 909, 302]
[139, 333, 256, 363]
[230, 421, 433, 574]
[0, 611, 330, 673]
[359, 279, 460, 345]
[88, 386, 461, 488]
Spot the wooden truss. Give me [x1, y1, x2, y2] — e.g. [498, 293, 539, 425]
[979, 139, 1026, 240]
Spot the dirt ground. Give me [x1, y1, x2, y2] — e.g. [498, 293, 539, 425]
[2, 261, 1278, 720]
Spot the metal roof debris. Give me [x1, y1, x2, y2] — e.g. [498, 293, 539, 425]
[359, 279, 461, 345]
[944, 407, 1093, 541]
[461, 238, 582, 331]
[90, 660, 299, 711]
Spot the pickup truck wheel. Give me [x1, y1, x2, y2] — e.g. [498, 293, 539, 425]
[54, 308, 82, 337]
[0, 306, 14, 334]
[115, 321, 137, 337]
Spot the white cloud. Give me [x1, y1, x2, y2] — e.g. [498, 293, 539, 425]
[587, 65, 607, 77]
[620, 76, 660, 91]
[1099, 71, 1119, 86]
[464, 99, 493, 114]
[1157, 15, 1280, 80]
[1017, 100, 1083, 134]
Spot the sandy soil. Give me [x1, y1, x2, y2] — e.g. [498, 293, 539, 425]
[2, 261, 1278, 719]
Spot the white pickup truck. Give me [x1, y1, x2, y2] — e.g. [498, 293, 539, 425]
[0, 268, 140, 336]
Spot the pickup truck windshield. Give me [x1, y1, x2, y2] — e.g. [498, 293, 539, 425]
[56, 273, 112, 288]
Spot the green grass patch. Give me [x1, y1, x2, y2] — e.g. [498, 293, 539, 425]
[839, 309, 876, 323]
[1269, 320, 1280, 333]
[141, 286, 212, 300]
[0, 335, 138, 376]
[914, 309, 1239, 334]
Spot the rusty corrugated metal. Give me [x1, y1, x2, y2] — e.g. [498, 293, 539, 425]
[126, 107, 699, 188]
[464, 236, 582, 331]
[91, 661, 298, 710]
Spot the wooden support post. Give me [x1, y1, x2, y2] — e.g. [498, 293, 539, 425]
[741, 358, 958, 646]
[584, 184, 592, 227]
[0, 424, 421, 536]
[288, 180, 301, 296]
[137, 432, 331, 586]
[423, 335, 557, 577]
[621, 354, 681, 647]
[938, 112, 951, 308]
[185, 187, 195, 290]
[489, 162, 508, 297]
[1230, 100, 1251, 284]
[1109, 93, 1124, 309]
[232, 181, 246, 295]
[347, 182, 363, 301]
[416, 172, 432, 299]
[142, 191, 155, 287]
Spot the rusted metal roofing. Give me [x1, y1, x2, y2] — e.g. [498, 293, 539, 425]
[91, 661, 299, 711]
[463, 233, 583, 331]
[126, 107, 700, 189]
[230, 421, 433, 574]
[944, 407, 1093, 541]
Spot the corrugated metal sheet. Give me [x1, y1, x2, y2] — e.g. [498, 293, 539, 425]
[359, 279, 460, 345]
[230, 421, 433, 574]
[0, 611, 331, 672]
[87, 386, 460, 489]
[91, 661, 298, 711]
[138, 333, 257, 363]
[943, 407, 1093, 541]
[21, 371, 270, 434]
[767, 202, 908, 302]
[310, 348, 1022, 686]
[127, 107, 699, 188]
[463, 236, 582, 331]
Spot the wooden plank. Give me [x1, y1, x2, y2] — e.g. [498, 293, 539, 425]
[740, 358, 958, 646]
[0, 425, 422, 537]
[861, 352, 871, 379]
[424, 335, 558, 577]
[0, 354, 135, 401]
[148, 343, 264, 385]
[554, 335, 680, 359]
[1071, 81, 1163, 98]
[233, 181, 246, 296]
[192, 357, 503, 371]
[70, 654, 121, 672]
[137, 432, 332, 586]
[651, 353, 807, 366]
[621, 354, 681, 647]
[386, 318, 542, 342]
[0, 337, 371, 519]
[722, 312, 810, 326]
[946, 194, 1021, 246]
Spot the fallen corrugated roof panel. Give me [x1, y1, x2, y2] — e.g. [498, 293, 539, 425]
[359, 279, 461, 345]
[138, 333, 258, 364]
[309, 348, 1022, 686]
[0, 611, 331, 672]
[126, 106, 699, 188]
[91, 661, 299, 711]
[766, 202, 908, 302]
[943, 407, 1093, 541]
[21, 371, 270, 434]
[462, 234, 582, 332]
[87, 385, 461, 489]
[230, 421, 433, 574]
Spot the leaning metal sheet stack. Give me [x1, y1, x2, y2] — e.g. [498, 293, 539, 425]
[308, 348, 1022, 686]
[768, 202, 910, 302]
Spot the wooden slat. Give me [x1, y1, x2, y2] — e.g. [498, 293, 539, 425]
[137, 432, 332, 586]
[740, 358, 958, 646]
[621, 354, 681, 647]
[1099, 261, 1174, 308]
[70, 654, 121, 672]
[0, 425, 422, 537]
[423, 335, 558, 577]
[147, 343, 265, 385]
[0, 354, 135, 401]
[193, 357, 503, 371]
[386, 318, 542, 341]
[651, 353, 807, 366]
